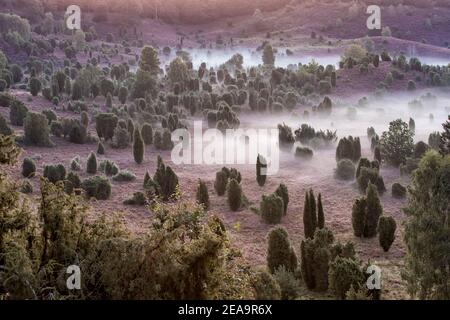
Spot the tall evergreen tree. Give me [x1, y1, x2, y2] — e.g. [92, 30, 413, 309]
[132, 127, 144, 164]
[309, 189, 317, 232]
[303, 191, 315, 239]
[317, 193, 325, 229]
[364, 182, 383, 238]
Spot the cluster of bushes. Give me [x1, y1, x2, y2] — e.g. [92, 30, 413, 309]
[351, 182, 384, 240]
[260, 184, 289, 224]
[336, 136, 361, 162]
[214, 167, 242, 196]
[294, 123, 337, 149]
[356, 158, 385, 193]
[303, 189, 325, 239]
[144, 156, 179, 201]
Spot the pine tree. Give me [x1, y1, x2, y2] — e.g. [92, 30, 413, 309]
[317, 193, 325, 229]
[303, 191, 316, 239]
[256, 154, 267, 186]
[132, 127, 144, 164]
[274, 183, 289, 215]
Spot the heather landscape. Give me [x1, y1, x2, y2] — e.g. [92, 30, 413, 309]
[0, 0, 449, 301]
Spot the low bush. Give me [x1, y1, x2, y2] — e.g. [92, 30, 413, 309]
[295, 146, 313, 160]
[21, 157, 36, 178]
[43, 164, 66, 183]
[391, 182, 406, 198]
[260, 193, 284, 224]
[82, 175, 111, 200]
[123, 192, 146, 205]
[335, 159, 356, 180]
[112, 170, 136, 182]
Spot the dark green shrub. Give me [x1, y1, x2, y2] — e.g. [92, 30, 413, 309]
[335, 159, 356, 180]
[391, 182, 406, 198]
[267, 227, 297, 273]
[118, 86, 128, 104]
[295, 146, 313, 160]
[100, 160, 120, 176]
[123, 192, 146, 205]
[24, 112, 53, 147]
[428, 131, 441, 150]
[352, 197, 367, 237]
[43, 164, 66, 183]
[274, 266, 299, 300]
[86, 152, 97, 174]
[196, 179, 210, 210]
[70, 156, 81, 171]
[0, 92, 14, 107]
[113, 170, 136, 182]
[141, 123, 153, 145]
[81, 111, 89, 127]
[132, 127, 144, 164]
[82, 175, 111, 200]
[10, 100, 28, 126]
[0, 113, 12, 135]
[378, 216, 396, 252]
[256, 154, 267, 186]
[153, 130, 162, 149]
[214, 170, 228, 196]
[64, 171, 81, 194]
[162, 129, 174, 150]
[303, 190, 317, 239]
[95, 113, 118, 141]
[352, 182, 383, 238]
[317, 193, 324, 229]
[153, 156, 179, 201]
[329, 257, 365, 299]
[336, 136, 361, 162]
[50, 121, 63, 137]
[414, 141, 429, 158]
[357, 166, 386, 193]
[111, 126, 130, 149]
[68, 119, 87, 144]
[252, 270, 281, 300]
[29, 77, 41, 96]
[20, 180, 33, 194]
[21, 157, 36, 178]
[365, 182, 383, 238]
[274, 183, 289, 215]
[260, 193, 284, 224]
[227, 178, 242, 211]
[301, 228, 334, 291]
[278, 123, 295, 149]
[42, 109, 57, 125]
